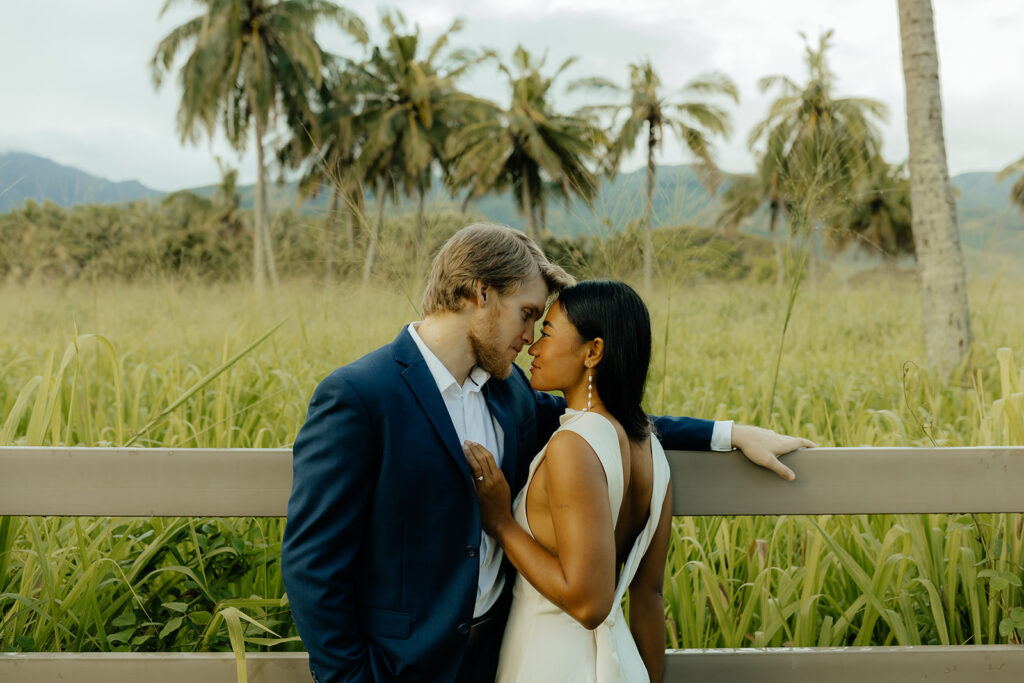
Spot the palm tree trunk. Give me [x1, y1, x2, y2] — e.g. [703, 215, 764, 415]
[539, 198, 548, 237]
[898, 0, 971, 376]
[325, 186, 341, 281]
[770, 205, 785, 287]
[362, 179, 385, 284]
[254, 119, 279, 289]
[344, 184, 357, 256]
[521, 172, 536, 239]
[721, 216, 737, 240]
[252, 122, 267, 295]
[417, 183, 426, 258]
[644, 126, 656, 292]
[347, 181, 365, 253]
[263, 215, 279, 287]
[264, 226, 279, 286]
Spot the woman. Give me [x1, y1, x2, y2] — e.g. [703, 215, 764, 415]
[463, 280, 673, 683]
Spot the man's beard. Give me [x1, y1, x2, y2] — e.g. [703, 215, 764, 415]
[468, 308, 514, 379]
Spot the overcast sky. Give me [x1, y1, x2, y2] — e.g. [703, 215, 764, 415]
[1, 0, 1022, 192]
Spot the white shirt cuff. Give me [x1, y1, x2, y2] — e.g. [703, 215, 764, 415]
[711, 420, 733, 451]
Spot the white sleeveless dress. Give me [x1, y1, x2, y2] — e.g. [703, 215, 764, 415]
[495, 409, 671, 683]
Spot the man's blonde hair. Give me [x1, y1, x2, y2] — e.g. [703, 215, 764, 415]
[421, 222, 575, 316]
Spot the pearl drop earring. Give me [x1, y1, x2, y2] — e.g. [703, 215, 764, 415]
[584, 372, 593, 412]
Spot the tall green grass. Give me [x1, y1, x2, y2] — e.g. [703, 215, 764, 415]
[1, 273, 1022, 659]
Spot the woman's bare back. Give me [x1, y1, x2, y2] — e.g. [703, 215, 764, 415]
[615, 435, 655, 565]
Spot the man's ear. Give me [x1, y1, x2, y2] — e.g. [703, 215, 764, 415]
[474, 281, 492, 308]
[585, 337, 604, 368]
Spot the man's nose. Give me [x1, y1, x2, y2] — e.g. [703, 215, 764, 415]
[523, 325, 535, 345]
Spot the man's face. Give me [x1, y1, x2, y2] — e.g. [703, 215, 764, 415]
[468, 272, 549, 379]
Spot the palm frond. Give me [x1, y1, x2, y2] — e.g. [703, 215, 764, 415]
[674, 101, 732, 139]
[758, 74, 799, 95]
[996, 155, 1024, 182]
[426, 17, 464, 64]
[151, 15, 206, 87]
[567, 76, 621, 94]
[679, 70, 740, 103]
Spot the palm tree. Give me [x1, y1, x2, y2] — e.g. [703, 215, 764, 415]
[151, 0, 367, 293]
[278, 62, 367, 281]
[573, 61, 738, 290]
[447, 46, 604, 241]
[715, 156, 790, 283]
[716, 175, 764, 239]
[351, 11, 490, 271]
[997, 155, 1024, 212]
[719, 159, 913, 274]
[827, 160, 913, 258]
[161, 159, 247, 240]
[898, 0, 971, 376]
[748, 30, 887, 278]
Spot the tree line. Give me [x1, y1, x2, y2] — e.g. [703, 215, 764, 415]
[144, 0, 1024, 376]
[149, 2, 947, 294]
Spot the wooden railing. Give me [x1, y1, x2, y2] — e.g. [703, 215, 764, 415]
[2, 445, 1024, 682]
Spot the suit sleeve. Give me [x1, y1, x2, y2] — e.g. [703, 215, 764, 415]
[524, 361, 715, 451]
[651, 414, 714, 451]
[533, 389, 568, 442]
[282, 371, 377, 682]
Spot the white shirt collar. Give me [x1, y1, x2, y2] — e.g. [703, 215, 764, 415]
[408, 322, 491, 397]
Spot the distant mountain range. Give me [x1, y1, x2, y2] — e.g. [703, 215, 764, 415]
[3, 151, 1022, 251]
[0, 152, 163, 210]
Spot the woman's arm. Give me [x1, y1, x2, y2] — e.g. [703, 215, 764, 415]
[464, 432, 616, 630]
[627, 486, 673, 683]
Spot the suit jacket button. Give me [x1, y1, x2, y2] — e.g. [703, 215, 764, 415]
[458, 622, 470, 635]
[465, 546, 478, 558]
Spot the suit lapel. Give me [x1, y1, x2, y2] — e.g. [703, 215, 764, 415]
[484, 380, 518, 484]
[394, 327, 475, 485]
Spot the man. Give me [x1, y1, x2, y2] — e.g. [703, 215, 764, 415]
[282, 223, 812, 683]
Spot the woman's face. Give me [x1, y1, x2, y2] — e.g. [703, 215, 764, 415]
[527, 301, 590, 392]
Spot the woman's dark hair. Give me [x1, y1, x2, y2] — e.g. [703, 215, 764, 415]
[557, 280, 652, 441]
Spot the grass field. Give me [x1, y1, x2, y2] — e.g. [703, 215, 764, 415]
[1, 270, 1023, 655]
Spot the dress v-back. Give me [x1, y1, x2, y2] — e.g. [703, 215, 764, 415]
[495, 409, 671, 683]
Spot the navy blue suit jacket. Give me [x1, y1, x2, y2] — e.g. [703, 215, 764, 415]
[281, 327, 713, 682]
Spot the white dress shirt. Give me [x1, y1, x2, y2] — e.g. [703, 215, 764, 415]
[408, 323, 506, 617]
